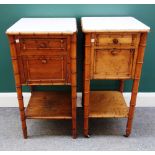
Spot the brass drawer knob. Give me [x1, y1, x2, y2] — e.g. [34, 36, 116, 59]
[113, 38, 119, 44]
[41, 59, 47, 64]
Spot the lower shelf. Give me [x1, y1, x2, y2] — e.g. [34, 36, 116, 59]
[89, 91, 129, 118]
[25, 91, 72, 119]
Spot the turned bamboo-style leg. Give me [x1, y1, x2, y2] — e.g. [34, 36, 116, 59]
[71, 33, 77, 139]
[82, 69, 84, 107]
[29, 86, 34, 92]
[119, 80, 124, 93]
[82, 61, 86, 108]
[83, 34, 91, 137]
[16, 86, 27, 138]
[8, 36, 27, 138]
[126, 33, 148, 137]
[83, 75, 90, 137]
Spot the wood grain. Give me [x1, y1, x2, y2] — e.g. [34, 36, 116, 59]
[26, 91, 72, 119]
[89, 91, 128, 118]
[96, 33, 134, 46]
[93, 48, 134, 79]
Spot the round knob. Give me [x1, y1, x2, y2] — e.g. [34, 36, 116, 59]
[113, 38, 119, 44]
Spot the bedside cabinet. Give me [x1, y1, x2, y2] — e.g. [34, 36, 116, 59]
[6, 18, 77, 138]
[81, 17, 150, 137]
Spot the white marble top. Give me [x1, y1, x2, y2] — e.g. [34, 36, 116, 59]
[81, 17, 150, 32]
[6, 18, 77, 34]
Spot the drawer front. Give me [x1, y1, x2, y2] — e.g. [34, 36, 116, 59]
[95, 34, 139, 47]
[20, 38, 67, 51]
[92, 48, 136, 79]
[22, 55, 68, 84]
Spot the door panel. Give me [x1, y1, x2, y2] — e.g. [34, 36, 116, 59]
[93, 49, 135, 79]
[22, 55, 67, 84]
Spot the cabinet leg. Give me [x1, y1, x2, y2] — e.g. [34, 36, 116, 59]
[22, 122, 27, 139]
[8, 36, 28, 138]
[83, 33, 91, 137]
[71, 90, 77, 139]
[126, 33, 147, 137]
[84, 92, 90, 138]
[83, 80, 89, 137]
[71, 97, 77, 139]
[126, 79, 139, 137]
[71, 33, 77, 139]
[29, 86, 34, 92]
[84, 119, 89, 138]
[72, 126, 77, 139]
[119, 80, 124, 93]
[82, 93, 84, 107]
[83, 79, 90, 137]
[16, 86, 27, 139]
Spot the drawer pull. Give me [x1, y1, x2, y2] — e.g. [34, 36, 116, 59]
[39, 43, 47, 48]
[41, 59, 47, 64]
[111, 49, 119, 55]
[113, 38, 119, 44]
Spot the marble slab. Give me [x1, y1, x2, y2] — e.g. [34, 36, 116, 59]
[6, 18, 77, 35]
[81, 17, 150, 32]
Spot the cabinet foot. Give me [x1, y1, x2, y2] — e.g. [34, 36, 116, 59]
[84, 130, 90, 138]
[72, 130, 77, 139]
[124, 131, 131, 137]
[124, 134, 130, 137]
[85, 134, 90, 138]
[22, 128, 28, 139]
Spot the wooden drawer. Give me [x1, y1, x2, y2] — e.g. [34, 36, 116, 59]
[92, 48, 137, 79]
[95, 33, 139, 47]
[21, 55, 68, 84]
[19, 38, 67, 51]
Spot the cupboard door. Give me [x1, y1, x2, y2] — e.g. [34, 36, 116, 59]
[92, 48, 136, 79]
[22, 55, 68, 84]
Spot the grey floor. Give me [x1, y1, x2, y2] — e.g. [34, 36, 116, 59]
[0, 107, 155, 151]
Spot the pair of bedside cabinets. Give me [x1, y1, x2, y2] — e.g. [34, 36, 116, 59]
[6, 17, 150, 139]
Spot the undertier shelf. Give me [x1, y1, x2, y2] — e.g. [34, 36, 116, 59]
[89, 91, 129, 118]
[25, 91, 72, 119]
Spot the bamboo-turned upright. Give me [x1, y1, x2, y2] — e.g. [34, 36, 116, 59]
[81, 17, 150, 137]
[119, 80, 124, 93]
[83, 33, 91, 137]
[6, 18, 77, 138]
[71, 33, 77, 138]
[126, 32, 148, 137]
[8, 35, 27, 138]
